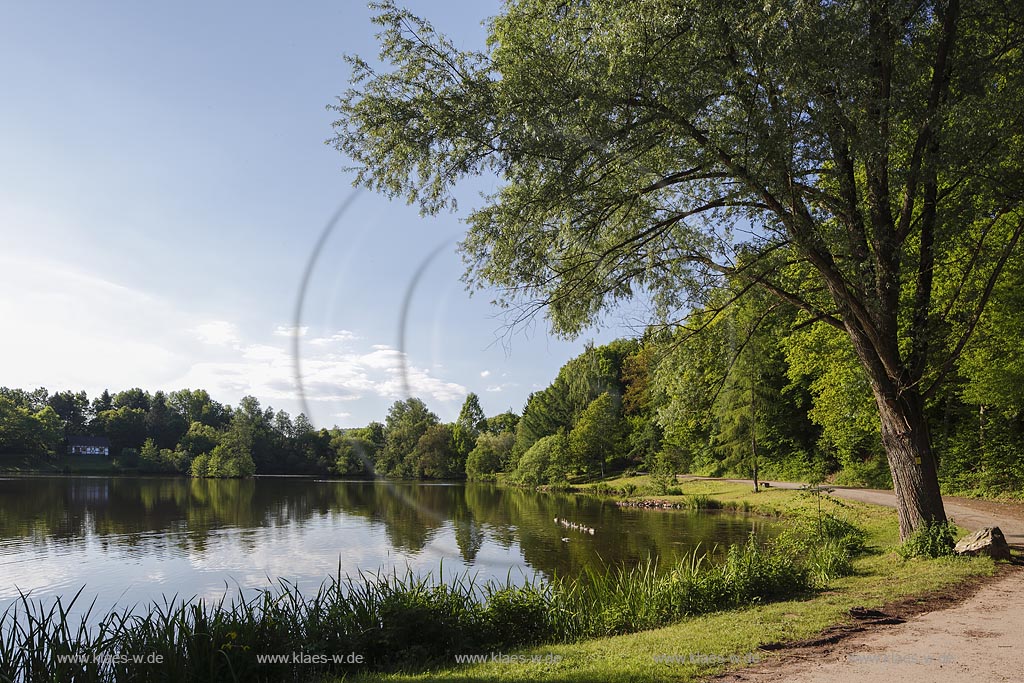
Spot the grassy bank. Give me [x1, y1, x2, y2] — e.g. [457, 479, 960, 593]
[345, 477, 999, 683]
[0, 477, 1001, 683]
[1, 514, 850, 682]
[0, 453, 119, 475]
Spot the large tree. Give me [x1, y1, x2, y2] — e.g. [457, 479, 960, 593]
[453, 392, 487, 457]
[333, 0, 1024, 538]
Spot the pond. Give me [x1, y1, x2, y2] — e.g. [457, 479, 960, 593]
[0, 476, 774, 615]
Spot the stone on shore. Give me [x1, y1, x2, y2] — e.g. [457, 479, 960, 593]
[954, 527, 1011, 560]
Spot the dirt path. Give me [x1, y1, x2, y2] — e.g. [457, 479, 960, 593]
[686, 477, 1024, 683]
[716, 569, 1024, 683]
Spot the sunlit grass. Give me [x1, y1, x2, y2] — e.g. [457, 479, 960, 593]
[0, 527, 850, 682]
[349, 477, 997, 682]
[0, 477, 997, 683]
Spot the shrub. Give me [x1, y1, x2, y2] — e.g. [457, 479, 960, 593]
[898, 521, 957, 559]
[481, 585, 551, 646]
[688, 494, 723, 510]
[513, 433, 570, 486]
[805, 538, 855, 587]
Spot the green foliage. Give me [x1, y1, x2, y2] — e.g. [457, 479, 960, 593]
[47, 390, 90, 435]
[189, 452, 210, 478]
[178, 421, 220, 458]
[465, 431, 514, 481]
[685, 494, 723, 510]
[167, 389, 229, 428]
[480, 585, 551, 646]
[0, 532, 850, 679]
[898, 521, 957, 559]
[199, 431, 256, 479]
[568, 392, 623, 477]
[514, 432, 571, 487]
[378, 398, 439, 477]
[410, 423, 458, 479]
[139, 438, 188, 474]
[331, 435, 376, 476]
[0, 398, 64, 456]
[94, 407, 147, 455]
[452, 392, 486, 458]
[145, 391, 187, 449]
[783, 320, 882, 470]
[484, 410, 519, 435]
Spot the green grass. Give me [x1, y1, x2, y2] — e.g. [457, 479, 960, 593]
[0, 529, 850, 682]
[0, 453, 118, 474]
[0, 474, 1000, 683]
[353, 554, 990, 683]
[344, 476, 998, 682]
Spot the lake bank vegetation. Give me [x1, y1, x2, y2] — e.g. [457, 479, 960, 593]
[345, 484, 999, 683]
[0, 482, 999, 683]
[0, 511, 855, 682]
[4, 284, 1024, 494]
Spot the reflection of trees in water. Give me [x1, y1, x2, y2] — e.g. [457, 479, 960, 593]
[0, 478, 772, 580]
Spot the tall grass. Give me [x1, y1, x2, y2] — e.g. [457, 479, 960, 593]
[0, 531, 857, 682]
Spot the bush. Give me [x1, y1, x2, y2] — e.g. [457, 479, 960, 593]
[775, 514, 865, 586]
[784, 513, 868, 556]
[648, 471, 675, 495]
[687, 494, 723, 510]
[805, 538, 855, 587]
[189, 452, 210, 477]
[513, 433, 570, 486]
[898, 521, 957, 559]
[481, 585, 551, 646]
[465, 432, 513, 481]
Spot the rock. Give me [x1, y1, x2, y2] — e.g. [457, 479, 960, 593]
[954, 527, 1011, 560]
[615, 499, 682, 509]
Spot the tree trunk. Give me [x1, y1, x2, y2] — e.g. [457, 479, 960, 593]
[751, 382, 759, 493]
[872, 385, 947, 540]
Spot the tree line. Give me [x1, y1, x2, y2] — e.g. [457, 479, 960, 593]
[0, 385, 519, 481]
[483, 272, 1023, 498]
[2, 270, 1022, 494]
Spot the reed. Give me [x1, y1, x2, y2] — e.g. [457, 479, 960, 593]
[0, 531, 856, 682]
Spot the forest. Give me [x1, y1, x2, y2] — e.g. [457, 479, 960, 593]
[2, 259, 1021, 495]
[0, 383, 512, 481]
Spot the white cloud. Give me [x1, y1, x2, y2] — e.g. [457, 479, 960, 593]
[272, 325, 309, 338]
[195, 321, 240, 346]
[480, 370, 491, 378]
[308, 330, 358, 346]
[0, 250, 470, 427]
[173, 333, 468, 418]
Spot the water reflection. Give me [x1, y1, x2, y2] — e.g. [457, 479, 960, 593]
[0, 477, 773, 614]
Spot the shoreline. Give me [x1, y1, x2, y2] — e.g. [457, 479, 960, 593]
[347, 475, 1009, 682]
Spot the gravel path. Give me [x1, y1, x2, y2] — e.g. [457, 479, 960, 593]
[687, 477, 1024, 683]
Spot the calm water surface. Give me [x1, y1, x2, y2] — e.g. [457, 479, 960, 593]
[0, 476, 773, 615]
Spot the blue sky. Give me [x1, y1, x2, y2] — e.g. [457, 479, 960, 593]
[0, 1, 642, 427]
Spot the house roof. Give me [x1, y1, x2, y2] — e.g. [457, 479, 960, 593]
[68, 435, 112, 447]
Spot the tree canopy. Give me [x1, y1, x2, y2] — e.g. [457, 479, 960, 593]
[332, 0, 1024, 538]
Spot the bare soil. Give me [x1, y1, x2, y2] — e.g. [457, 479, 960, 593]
[689, 477, 1024, 683]
[714, 565, 1024, 683]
